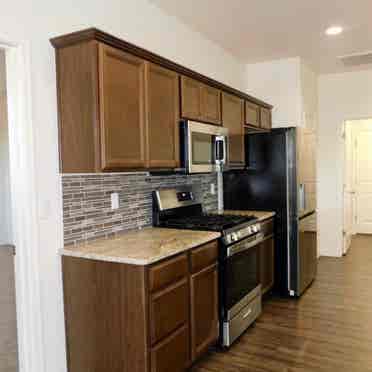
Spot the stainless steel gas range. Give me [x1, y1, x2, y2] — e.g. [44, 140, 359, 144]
[153, 186, 263, 347]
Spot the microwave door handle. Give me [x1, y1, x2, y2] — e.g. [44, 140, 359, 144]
[215, 136, 226, 164]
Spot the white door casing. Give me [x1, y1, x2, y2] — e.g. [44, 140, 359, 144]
[353, 121, 372, 234]
[0, 39, 46, 372]
[343, 122, 354, 254]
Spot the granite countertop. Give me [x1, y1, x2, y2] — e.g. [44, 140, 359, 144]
[60, 227, 220, 266]
[215, 210, 276, 222]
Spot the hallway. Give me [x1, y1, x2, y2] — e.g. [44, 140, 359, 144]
[193, 234, 372, 372]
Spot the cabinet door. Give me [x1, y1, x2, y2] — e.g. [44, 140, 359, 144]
[99, 44, 146, 170]
[146, 63, 180, 169]
[200, 84, 222, 125]
[151, 325, 190, 372]
[259, 238, 274, 295]
[190, 263, 219, 361]
[180, 76, 201, 121]
[245, 101, 260, 128]
[260, 107, 272, 130]
[222, 93, 245, 166]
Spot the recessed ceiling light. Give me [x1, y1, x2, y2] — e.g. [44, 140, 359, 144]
[325, 26, 343, 36]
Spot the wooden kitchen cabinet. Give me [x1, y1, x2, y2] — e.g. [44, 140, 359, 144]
[52, 28, 272, 173]
[181, 76, 222, 125]
[222, 93, 245, 167]
[55, 42, 180, 172]
[99, 44, 147, 170]
[245, 101, 272, 131]
[260, 107, 272, 130]
[62, 239, 219, 372]
[146, 63, 180, 169]
[200, 84, 222, 125]
[181, 76, 202, 121]
[245, 101, 261, 128]
[190, 263, 219, 360]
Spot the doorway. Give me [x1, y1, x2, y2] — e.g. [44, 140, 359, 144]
[0, 36, 47, 372]
[343, 119, 372, 254]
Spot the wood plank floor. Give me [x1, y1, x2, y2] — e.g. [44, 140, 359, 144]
[193, 234, 372, 372]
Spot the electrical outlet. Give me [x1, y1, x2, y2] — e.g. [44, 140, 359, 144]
[210, 183, 216, 195]
[111, 192, 119, 210]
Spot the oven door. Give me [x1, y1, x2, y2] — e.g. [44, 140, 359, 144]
[181, 120, 229, 173]
[222, 234, 263, 320]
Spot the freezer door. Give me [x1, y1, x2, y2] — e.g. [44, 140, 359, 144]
[298, 211, 318, 295]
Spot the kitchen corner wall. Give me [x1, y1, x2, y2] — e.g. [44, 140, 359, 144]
[62, 173, 218, 246]
[318, 68, 372, 257]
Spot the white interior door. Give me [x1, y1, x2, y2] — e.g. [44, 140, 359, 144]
[351, 120, 372, 234]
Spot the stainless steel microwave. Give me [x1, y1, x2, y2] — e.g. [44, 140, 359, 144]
[180, 120, 229, 174]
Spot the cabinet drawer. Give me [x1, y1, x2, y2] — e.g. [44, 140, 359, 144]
[226, 294, 261, 346]
[149, 254, 188, 292]
[151, 324, 190, 372]
[261, 219, 274, 238]
[150, 278, 189, 345]
[190, 240, 218, 274]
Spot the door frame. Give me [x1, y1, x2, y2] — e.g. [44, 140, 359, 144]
[342, 117, 372, 253]
[1, 38, 45, 372]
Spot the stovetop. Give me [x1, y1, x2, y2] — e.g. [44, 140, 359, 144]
[160, 213, 257, 232]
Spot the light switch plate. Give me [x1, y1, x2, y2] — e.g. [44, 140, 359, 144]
[111, 192, 119, 210]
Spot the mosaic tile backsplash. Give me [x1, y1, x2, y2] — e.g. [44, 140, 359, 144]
[62, 173, 218, 246]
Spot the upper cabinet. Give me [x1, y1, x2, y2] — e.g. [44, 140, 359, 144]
[146, 63, 180, 169]
[51, 28, 272, 173]
[55, 41, 180, 173]
[99, 45, 147, 170]
[245, 101, 260, 128]
[260, 107, 272, 130]
[222, 93, 244, 166]
[180, 76, 201, 121]
[200, 84, 222, 125]
[245, 101, 272, 131]
[181, 76, 222, 125]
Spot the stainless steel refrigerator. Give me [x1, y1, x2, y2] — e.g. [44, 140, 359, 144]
[223, 127, 317, 297]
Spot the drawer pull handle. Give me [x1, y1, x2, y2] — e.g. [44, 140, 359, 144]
[243, 309, 252, 319]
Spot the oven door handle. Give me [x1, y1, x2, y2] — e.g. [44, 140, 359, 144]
[227, 233, 264, 257]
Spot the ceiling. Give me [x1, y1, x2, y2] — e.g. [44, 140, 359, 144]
[151, 0, 372, 73]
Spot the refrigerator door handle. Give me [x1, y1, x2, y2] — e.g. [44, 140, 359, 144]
[299, 184, 306, 211]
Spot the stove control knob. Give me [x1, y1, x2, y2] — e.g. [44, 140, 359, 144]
[252, 225, 258, 233]
[256, 224, 261, 232]
[232, 232, 238, 241]
[225, 235, 231, 244]
[237, 231, 242, 239]
[246, 226, 252, 235]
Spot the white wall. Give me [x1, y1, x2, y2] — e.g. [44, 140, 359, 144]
[245, 57, 303, 127]
[0, 1, 245, 371]
[0, 50, 12, 245]
[318, 69, 372, 257]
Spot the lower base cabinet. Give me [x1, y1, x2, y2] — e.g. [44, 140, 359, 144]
[62, 240, 219, 372]
[151, 325, 190, 372]
[190, 263, 219, 360]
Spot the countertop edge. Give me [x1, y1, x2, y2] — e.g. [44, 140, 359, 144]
[60, 232, 221, 266]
